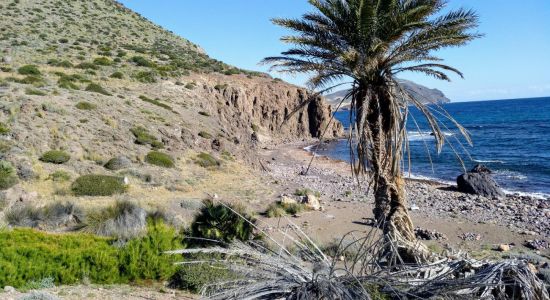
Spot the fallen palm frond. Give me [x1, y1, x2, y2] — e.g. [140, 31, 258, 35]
[167, 203, 549, 300]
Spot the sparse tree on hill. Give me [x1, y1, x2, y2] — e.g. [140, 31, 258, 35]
[264, 0, 480, 261]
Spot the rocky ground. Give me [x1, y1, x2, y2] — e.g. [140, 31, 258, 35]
[257, 142, 550, 259]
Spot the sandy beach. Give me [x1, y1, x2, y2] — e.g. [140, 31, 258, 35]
[256, 141, 550, 258]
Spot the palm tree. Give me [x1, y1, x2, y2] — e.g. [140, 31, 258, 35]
[264, 0, 480, 260]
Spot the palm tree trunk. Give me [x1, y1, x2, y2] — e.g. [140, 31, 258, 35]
[360, 87, 429, 263]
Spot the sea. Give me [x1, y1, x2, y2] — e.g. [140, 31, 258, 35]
[308, 97, 550, 198]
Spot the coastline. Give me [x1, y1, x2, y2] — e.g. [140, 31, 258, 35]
[258, 140, 550, 256]
[303, 139, 550, 200]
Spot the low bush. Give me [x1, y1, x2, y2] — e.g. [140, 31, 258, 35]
[145, 151, 175, 168]
[5, 205, 42, 228]
[117, 219, 182, 281]
[25, 88, 46, 96]
[189, 199, 256, 245]
[93, 57, 112, 66]
[139, 95, 173, 111]
[47, 170, 71, 182]
[169, 262, 236, 293]
[85, 83, 111, 96]
[47, 59, 73, 68]
[0, 220, 182, 289]
[264, 201, 306, 218]
[0, 228, 119, 288]
[130, 126, 163, 149]
[214, 83, 228, 91]
[0, 122, 10, 135]
[39, 150, 70, 164]
[198, 111, 210, 117]
[76, 62, 98, 70]
[18, 65, 41, 75]
[194, 152, 220, 168]
[71, 175, 127, 196]
[75, 101, 96, 110]
[83, 201, 146, 240]
[294, 188, 321, 198]
[198, 131, 212, 139]
[16, 75, 44, 85]
[130, 56, 155, 67]
[110, 71, 124, 79]
[134, 71, 157, 83]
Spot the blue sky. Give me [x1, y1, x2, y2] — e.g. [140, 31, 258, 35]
[120, 1, 550, 102]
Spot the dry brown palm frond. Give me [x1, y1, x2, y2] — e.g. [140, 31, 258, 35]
[167, 203, 548, 299]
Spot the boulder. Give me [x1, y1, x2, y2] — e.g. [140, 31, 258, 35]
[456, 165, 504, 198]
[104, 156, 132, 170]
[303, 194, 321, 210]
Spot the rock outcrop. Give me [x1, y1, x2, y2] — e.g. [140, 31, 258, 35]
[456, 165, 505, 198]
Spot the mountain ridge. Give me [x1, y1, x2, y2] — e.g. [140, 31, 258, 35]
[325, 79, 451, 110]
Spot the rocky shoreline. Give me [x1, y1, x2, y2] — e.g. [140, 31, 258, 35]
[260, 141, 550, 253]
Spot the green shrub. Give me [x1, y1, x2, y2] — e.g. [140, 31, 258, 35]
[184, 83, 195, 89]
[47, 170, 71, 182]
[294, 188, 321, 198]
[130, 126, 163, 148]
[0, 221, 182, 289]
[39, 150, 70, 164]
[71, 175, 127, 196]
[16, 75, 44, 85]
[25, 88, 46, 96]
[265, 201, 306, 218]
[58, 75, 80, 90]
[85, 83, 111, 95]
[75, 101, 96, 110]
[198, 111, 210, 117]
[130, 56, 155, 67]
[265, 203, 285, 218]
[198, 131, 212, 139]
[134, 71, 157, 83]
[214, 83, 228, 91]
[189, 199, 255, 245]
[110, 71, 124, 79]
[223, 68, 240, 76]
[93, 57, 112, 66]
[0, 228, 120, 288]
[169, 262, 236, 293]
[117, 219, 182, 281]
[145, 151, 175, 168]
[251, 124, 259, 132]
[0, 122, 10, 135]
[18, 65, 41, 75]
[58, 38, 69, 43]
[0, 161, 18, 190]
[47, 59, 73, 68]
[139, 95, 173, 111]
[76, 62, 98, 70]
[194, 152, 220, 168]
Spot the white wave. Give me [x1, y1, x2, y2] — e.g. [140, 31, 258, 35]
[472, 159, 505, 164]
[493, 169, 528, 181]
[501, 189, 550, 200]
[407, 131, 454, 141]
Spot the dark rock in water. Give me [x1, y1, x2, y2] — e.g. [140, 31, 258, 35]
[471, 164, 492, 174]
[104, 156, 132, 170]
[457, 167, 504, 198]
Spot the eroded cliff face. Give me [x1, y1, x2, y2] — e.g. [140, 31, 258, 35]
[195, 74, 343, 147]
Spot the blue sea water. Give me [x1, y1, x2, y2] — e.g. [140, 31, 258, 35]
[310, 97, 550, 198]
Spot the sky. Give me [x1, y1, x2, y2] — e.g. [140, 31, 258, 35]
[120, 1, 550, 102]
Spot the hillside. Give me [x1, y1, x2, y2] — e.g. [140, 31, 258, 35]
[0, 0, 342, 185]
[325, 79, 451, 110]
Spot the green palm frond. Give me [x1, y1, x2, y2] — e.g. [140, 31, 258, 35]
[265, 0, 481, 178]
